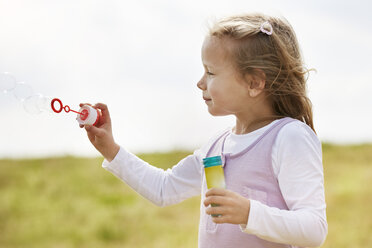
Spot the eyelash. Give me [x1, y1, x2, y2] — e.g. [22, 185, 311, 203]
[206, 71, 214, 76]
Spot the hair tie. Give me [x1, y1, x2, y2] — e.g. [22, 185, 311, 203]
[260, 21, 273, 35]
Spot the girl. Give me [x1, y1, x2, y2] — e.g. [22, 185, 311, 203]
[81, 13, 327, 248]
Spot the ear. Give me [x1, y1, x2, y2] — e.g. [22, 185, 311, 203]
[244, 70, 266, 98]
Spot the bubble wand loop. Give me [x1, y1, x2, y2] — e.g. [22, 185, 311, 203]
[51, 98, 83, 115]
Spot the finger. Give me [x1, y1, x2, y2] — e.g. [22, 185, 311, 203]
[79, 124, 84, 128]
[93, 102, 108, 111]
[212, 215, 230, 224]
[93, 103, 111, 124]
[204, 196, 228, 207]
[79, 103, 92, 107]
[85, 125, 105, 138]
[205, 206, 225, 216]
[205, 188, 229, 197]
[86, 129, 96, 144]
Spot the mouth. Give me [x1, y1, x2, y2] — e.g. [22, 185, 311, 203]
[203, 97, 211, 101]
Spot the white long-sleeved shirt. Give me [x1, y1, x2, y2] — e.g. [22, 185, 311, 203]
[102, 120, 328, 247]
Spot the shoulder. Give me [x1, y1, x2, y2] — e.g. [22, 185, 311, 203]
[193, 127, 231, 159]
[277, 119, 321, 149]
[274, 119, 322, 167]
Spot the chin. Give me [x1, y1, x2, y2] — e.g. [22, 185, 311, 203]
[208, 108, 229, 117]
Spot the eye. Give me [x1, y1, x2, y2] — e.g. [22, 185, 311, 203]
[206, 71, 214, 76]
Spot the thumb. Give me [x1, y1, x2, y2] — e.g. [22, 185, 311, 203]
[85, 125, 105, 138]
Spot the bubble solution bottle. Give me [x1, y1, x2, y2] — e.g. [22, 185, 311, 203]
[203, 155, 226, 217]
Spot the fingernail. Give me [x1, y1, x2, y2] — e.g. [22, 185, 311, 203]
[85, 125, 91, 130]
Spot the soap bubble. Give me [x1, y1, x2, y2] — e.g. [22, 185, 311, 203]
[0, 72, 16, 93]
[23, 94, 54, 114]
[13, 82, 34, 101]
[23, 94, 43, 114]
[1, 72, 54, 115]
[38, 95, 54, 113]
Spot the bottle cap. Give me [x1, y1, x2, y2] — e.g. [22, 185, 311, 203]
[203, 156, 222, 168]
[76, 105, 99, 126]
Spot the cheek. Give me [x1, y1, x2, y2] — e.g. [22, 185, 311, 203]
[208, 81, 223, 99]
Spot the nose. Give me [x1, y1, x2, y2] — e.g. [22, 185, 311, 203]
[197, 75, 206, 90]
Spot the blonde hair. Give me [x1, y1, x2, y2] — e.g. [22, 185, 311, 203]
[207, 13, 316, 132]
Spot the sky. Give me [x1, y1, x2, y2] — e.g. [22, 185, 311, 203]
[0, 0, 371, 158]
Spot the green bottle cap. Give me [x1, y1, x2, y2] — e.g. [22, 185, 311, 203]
[203, 156, 222, 168]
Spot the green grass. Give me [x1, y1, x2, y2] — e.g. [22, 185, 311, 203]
[321, 144, 372, 247]
[0, 145, 371, 247]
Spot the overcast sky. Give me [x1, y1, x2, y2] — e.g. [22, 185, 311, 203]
[0, 0, 371, 158]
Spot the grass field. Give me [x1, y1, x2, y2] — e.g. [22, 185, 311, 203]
[0, 144, 371, 247]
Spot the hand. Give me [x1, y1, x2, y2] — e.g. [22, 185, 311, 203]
[79, 103, 120, 162]
[204, 188, 251, 225]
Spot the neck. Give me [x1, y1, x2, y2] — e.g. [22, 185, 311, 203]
[233, 103, 277, 135]
[233, 117, 276, 134]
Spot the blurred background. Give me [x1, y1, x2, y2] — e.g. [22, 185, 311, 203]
[0, 0, 371, 157]
[0, 0, 371, 247]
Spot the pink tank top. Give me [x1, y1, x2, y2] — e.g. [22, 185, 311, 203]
[198, 117, 302, 248]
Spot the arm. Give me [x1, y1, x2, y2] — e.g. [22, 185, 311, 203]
[244, 122, 327, 247]
[102, 147, 202, 207]
[81, 103, 202, 207]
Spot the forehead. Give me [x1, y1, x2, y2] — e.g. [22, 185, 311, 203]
[201, 36, 231, 68]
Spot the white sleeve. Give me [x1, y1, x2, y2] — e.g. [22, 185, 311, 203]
[102, 146, 203, 207]
[241, 121, 328, 247]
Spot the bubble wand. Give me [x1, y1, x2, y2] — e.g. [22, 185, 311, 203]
[51, 98, 100, 126]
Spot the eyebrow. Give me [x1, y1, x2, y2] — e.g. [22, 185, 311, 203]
[202, 62, 215, 68]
